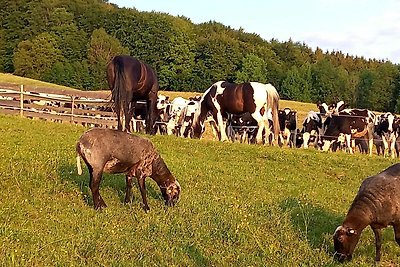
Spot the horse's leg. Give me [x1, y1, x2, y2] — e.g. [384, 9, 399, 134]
[251, 111, 266, 144]
[212, 111, 226, 141]
[115, 106, 122, 130]
[147, 90, 158, 135]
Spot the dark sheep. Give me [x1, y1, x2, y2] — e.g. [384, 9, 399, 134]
[333, 163, 400, 262]
[76, 128, 181, 211]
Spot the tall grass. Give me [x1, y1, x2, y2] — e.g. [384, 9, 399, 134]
[0, 115, 399, 266]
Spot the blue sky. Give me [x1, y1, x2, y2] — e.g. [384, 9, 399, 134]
[108, 0, 400, 63]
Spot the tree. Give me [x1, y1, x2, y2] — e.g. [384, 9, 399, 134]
[87, 28, 129, 90]
[156, 15, 196, 91]
[49, 7, 88, 61]
[0, 29, 5, 72]
[235, 54, 268, 83]
[281, 64, 312, 102]
[13, 32, 64, 80]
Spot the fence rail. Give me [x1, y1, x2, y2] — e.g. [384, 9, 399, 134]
[0, 86, 118, 128]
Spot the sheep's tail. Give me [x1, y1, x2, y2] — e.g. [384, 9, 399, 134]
[76, 142, 83, 175]
[76, 155, 82, 175]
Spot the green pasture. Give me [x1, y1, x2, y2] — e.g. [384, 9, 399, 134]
[0, 114, 399, 266]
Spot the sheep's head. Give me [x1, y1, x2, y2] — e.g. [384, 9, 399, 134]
[333, 226, 360, 262]
[161, 180, 181, 207]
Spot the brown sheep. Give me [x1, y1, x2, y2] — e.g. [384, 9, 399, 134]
[333, 163, 400, 262]
[76, 128, 181, 211]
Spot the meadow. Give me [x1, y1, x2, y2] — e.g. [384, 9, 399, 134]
[0, 75, 399, 266]
[0, 114, 399, 266]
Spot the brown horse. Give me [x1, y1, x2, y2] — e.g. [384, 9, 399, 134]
[106, 55, 159, 134]
[192, 81, 280, 144]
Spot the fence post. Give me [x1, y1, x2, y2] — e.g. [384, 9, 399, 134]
[20, 85, 24, 117]
[70, 96, 75, 123]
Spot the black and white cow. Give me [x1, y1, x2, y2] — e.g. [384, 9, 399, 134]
[131, 101, 147, 133]
[317, 102, 330, 115]
[278, 108, 297, 147]
[299, 111, 324, 149]
[226, 112, 258, 144]
[166, 97, 188, 136]
[178, 99, 199, 138]
[318, 100, 347, 115]
[375, 112, 399, 158]
[155, 94, 171, 135]
[328, 100, 347, 114]
[321, 109, 376, 155]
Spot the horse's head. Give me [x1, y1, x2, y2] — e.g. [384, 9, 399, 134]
[160, 180, 181, 207]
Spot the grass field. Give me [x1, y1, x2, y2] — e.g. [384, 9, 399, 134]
[0, 114, 399, 266]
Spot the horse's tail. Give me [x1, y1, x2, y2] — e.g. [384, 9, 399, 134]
[266, 84, 280, 138]
[111, 57, 128, 130]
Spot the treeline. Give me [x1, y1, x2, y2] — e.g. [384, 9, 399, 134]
[1, 0, 400, 112]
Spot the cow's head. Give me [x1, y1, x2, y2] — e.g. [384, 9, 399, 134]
[333, 226, 360, 262]
[157, 95, 169, 110]
[317, 102, 329, 115]
[379, 112, 396, 133]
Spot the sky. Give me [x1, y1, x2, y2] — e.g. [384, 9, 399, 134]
[108, 0, 400, 64]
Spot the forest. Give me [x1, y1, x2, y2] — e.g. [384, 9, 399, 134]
[1, 0, 399, 112]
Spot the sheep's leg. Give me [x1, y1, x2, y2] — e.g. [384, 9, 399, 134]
[393, 223, 400, 246]
[372, 227, 382, 262]
[89, 169, 107, 209]
[137, 176, 150, 212]
[124, 175, 134, 203]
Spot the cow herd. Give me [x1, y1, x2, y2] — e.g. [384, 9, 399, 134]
[123, 94, 400, 159]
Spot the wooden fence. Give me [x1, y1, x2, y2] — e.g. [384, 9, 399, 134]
[0, 85, 118, 128]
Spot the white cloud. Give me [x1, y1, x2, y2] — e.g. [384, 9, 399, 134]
[300, 4, 400, 63]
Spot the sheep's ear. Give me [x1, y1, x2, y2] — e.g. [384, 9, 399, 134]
[348, 228, 357, 235]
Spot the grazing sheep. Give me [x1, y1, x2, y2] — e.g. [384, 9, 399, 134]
[333, 163, 400, 262]
[76, 128, 181, 211]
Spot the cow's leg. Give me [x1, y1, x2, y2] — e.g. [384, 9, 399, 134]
[278, 133, 284, 147]
[137, 176, 150, 212]
[89, 168, 107, 209]
[372, 227, 382, 262]
[125, 175, 134, 203]
[345, 134, 353, 154]
[382, 135, 389, 157]
[285, 128, 291, 146]
[390, 135, 396, 158]
[351, 139, 356, 153]
[290, 130, 296, 148]
[303, 132, 310, 149]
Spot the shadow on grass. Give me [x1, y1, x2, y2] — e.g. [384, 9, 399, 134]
[182, 244, 212, 267]
[58, 163, 163, 208]
[280, 198, 343, 250]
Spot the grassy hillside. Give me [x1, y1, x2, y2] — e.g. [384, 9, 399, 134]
[0, 114, 399, 266]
